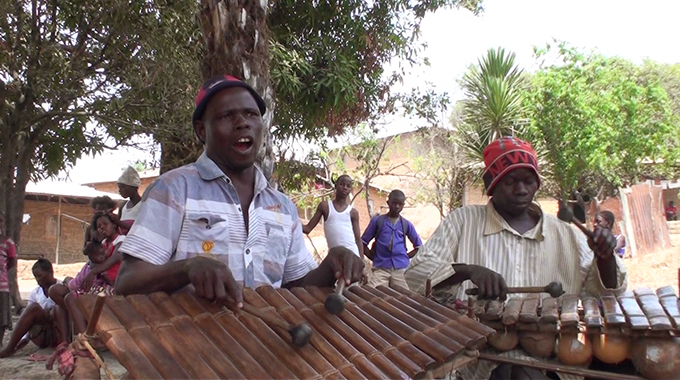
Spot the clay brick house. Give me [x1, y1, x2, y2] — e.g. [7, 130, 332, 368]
[20, 181, 123, 264]
[82, 168, 158, 196]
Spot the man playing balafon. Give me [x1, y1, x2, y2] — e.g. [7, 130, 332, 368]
[404, 137, 627, 380]
[115, 75, 364, 305]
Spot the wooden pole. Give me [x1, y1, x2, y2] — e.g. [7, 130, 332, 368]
[619, 187, 637, 258]
[477, 353, 646, 380]
[55, 196, 62, 265]
[85, 293, 106, 337]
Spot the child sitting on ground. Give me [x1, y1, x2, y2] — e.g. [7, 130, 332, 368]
[0, 259, 64, 358]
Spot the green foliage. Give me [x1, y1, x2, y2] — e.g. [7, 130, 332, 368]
[411, 126, 472, 218]
[458, 47, 529, 163]
[0, 0, 202, 240]
[525, 42, 680, 198]
[268, 0, 482, 142]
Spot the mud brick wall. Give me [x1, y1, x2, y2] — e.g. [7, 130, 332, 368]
[19, 200, 93, 264]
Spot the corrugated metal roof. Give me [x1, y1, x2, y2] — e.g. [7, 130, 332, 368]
[25, 180, 124, 200]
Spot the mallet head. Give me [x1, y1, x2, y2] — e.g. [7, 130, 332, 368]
[289, 323, 313, 347]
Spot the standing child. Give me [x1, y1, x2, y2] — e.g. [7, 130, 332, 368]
[0, 213, 17, 343]
[361, 190, 422, 288]
[594, 210, 626, 258]
[303, 175, 364, 259]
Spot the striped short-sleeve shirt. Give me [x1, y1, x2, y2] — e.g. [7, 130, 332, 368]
[119, 152, 318, 289]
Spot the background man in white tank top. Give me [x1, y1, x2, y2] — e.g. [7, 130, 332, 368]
[303, 175, 364, 259]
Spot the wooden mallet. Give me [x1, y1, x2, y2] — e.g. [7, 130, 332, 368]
[324, 279, 346, 315]
[238, 303, 313, 347]
[557, 200, 593, 239]
[466, 281, 565, 298]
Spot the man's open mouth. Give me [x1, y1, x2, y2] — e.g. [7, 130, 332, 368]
[234, 137, 254, 152]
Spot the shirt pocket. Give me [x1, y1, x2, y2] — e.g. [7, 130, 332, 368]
[180, 212, 230, 256]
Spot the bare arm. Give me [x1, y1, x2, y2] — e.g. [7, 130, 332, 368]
[115, 255, 243, 307]
[350, 208, 364, 259]
[115, 255, 191, 295]
[302, 202, 327, 235]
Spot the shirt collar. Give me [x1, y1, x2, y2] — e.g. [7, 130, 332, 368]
[483, 199, 545, 241]
[195, 151, 269, 194]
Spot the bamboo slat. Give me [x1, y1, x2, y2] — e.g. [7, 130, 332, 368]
[349, 286, 464, 355]
[305, 286, 426, 379]
[388, 285, 495, 337]
[307, 287, 437, 372]
[148, 292, 269, 379]
[111, 294, 218, 380]
[342, 288, 457, 363]
[76, 294, 166, 380]
[175, 292, 300, 380]
[290, 287, 409, 380]
[256, 286, 367, 380]
[375, 286, 488, 349]
[362, 286, 479, 350]
[78, 285, 495, 380]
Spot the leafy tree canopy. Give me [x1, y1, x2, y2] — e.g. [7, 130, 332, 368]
[525, 42, 680, 198]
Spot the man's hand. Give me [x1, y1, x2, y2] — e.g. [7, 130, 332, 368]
[183, 256, 243, 307]
[589, 226, 616, 260]
[457, 264, 508, 301]
[323, 246, 365, 286]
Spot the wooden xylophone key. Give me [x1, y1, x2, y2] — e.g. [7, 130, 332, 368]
[617, 292, 650, 330]
[656, 286, 680, 328]
[485, 300, 504, 321]
[600, 295, 626, 325]
[634, 288, 672, 330]
[559, 295, 579, 329]
[519, 295, 540, 324]
[502, 298, 523, 326]
[582, 297, 603, 330]
[538, 298, 559, 325]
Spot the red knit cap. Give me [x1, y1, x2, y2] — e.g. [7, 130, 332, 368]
[482, 137, 540, 196]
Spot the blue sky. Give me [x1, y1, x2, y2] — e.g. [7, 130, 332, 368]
[62, 0, 680, 184]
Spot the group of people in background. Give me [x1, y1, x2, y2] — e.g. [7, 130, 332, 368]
[0, 166, 143, 357]
[302, 175, 423, 289]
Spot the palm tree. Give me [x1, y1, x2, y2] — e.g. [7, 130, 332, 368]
[458, 47, 528, 163]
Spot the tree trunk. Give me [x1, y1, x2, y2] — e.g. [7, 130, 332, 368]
[364, 181, 374, 217]
[197, 0, 276, 181]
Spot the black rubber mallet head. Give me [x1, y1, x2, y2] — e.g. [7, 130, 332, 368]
[324, 280, 346, 315]
[240, 303, 313, 347]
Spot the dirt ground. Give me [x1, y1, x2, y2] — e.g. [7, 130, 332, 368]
[2, 244, 678, 379]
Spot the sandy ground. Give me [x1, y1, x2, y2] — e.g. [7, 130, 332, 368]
[2, 243, 678, 379]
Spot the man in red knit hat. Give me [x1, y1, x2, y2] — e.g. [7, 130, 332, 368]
[405, 137, 627, 380]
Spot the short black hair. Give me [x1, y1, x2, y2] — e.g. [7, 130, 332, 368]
[83, 240, 104, 256]
[599, 210, 615, 226]
[92, 213, 113, 227]
[33, 258, 53, 273]
[91, 196, 117, 210]
[336, 174, 352, 184]
[388, 189, 405, 200]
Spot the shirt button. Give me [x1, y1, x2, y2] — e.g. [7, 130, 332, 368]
[245, 249, 250, 255]
[238, 207, 242, 212]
